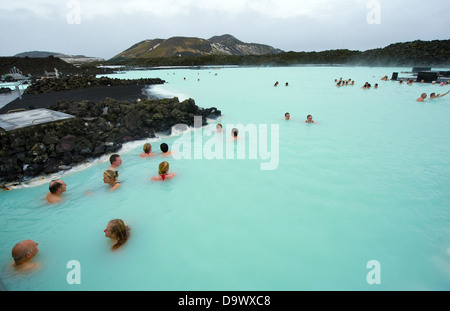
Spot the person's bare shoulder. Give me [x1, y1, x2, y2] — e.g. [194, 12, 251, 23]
[165, 173, 176, 180]
[45, 193, 61, 204]
[13, 261, 41, 273]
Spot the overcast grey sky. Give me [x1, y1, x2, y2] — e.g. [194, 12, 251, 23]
[1, 0, 449, 60]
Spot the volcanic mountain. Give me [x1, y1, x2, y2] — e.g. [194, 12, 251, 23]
[111, 34, 283, 59]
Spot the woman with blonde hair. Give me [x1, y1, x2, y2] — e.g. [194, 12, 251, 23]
[104, 219, 130, 250]
[140, 143, 155, 157]
[103, 170, 121, 190]
[151, 161, 176, 181]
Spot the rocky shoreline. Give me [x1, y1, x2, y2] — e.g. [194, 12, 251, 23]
[0, 77, 221, 185]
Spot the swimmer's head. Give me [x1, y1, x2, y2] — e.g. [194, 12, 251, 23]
[109, 154, 121, 165]
[160, 143, 169, 153]
[103, 170, 118, 184]
[231, 128, 239, 137]
[143, 143, 152, 153]
[104, 219, 130, 249]
[285, 113, 290, 120]
[49, 180, 66, 194]
[12, 240, 39, 265]
[158, 161, 170, 175]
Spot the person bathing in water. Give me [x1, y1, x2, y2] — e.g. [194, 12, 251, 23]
[45, 179, 67, 204]
[140, 143, 156, 157]
[11, 240, 40, 271]
[430, 90, 450, 99]
[103, 170, 121, 191]
[304, 115, 318, 123]
[151, 161, 176, 181]
[108, 154, 122, 172]
[416, 93, 427, 102]
[160, 143, 173, 156]
[104, 219, 130, 250]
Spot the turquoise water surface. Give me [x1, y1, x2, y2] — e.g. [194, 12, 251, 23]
[1, 66, 450, 290]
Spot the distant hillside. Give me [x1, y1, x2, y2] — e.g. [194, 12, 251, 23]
[112, 34, 282, 60]
[348, 39, 450, 66]
[14, 51, 104, 64]
[15, 51, 65, 58]
[107, 39, 450, 67]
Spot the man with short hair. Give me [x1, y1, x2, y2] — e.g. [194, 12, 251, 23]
[416, 93, 427, 102]
[285, 112, 290, 120]
[45, 179, 67, 204]
[108, 154, 122, 171]
[11, 239, 40, 271]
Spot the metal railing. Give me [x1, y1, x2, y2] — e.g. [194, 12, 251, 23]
[7, 108, 27, 114]
[32, 116, 55, 124]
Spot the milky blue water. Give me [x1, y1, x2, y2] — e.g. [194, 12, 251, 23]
[1, 66, 450, 291]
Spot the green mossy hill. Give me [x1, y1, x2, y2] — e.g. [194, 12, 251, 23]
[112, 34, 282, 59]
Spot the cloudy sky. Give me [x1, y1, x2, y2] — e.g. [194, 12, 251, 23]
[1, 0, 449, 59]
